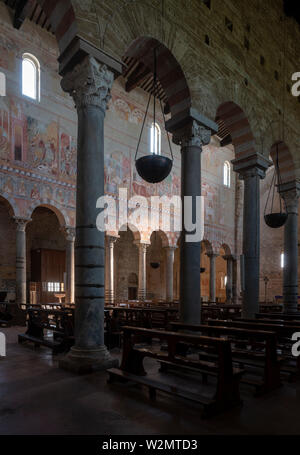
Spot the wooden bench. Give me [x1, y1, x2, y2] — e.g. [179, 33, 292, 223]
[107, 326, 244, 418]
[256, 313, 300, 321]
[170, 321, 281, 395]
[208, 319, 300, 381]
[18, 307, 74, 354]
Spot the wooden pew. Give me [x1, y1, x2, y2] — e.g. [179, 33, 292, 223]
[256, 313, 300, 321]
[170, 321, 281, 395]
[104, 307, 178, 330]
[208, 319, 300, 381]
[18, 307, 74, 354]
[107, 326, 244, 418]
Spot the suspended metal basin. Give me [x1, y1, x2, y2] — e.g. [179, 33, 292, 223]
[200, 267, 206, 273]
[264, 212, 288, 228]
[150, 262, 160, 269]
[136, 155, 173, 184]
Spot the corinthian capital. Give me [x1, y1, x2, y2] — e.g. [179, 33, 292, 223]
[61, 55, 114, 111]
[279, 181, 300, 214]
[173, 121, 211, 148]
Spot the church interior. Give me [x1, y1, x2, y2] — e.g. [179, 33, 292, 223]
[0, 0, 300, 438]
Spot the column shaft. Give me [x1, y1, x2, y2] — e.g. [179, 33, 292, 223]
[106, 236, 116, 304]
[207, 253, 217, 303]
[165, 247, 175, 302]
[15, 220, 28, 305]
[137, 244, 148, 300]
[65, 230, 75, 304]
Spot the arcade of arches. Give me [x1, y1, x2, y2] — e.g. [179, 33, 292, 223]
[0, 0, 299, 436]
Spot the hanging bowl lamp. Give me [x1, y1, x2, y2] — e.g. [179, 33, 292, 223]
[135, 47, 173, 184]
[264, 143, 288, 228]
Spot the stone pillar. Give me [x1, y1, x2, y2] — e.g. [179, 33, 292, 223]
[224, 255, 233, 303]
[280, 182, 300, 313]
[105, 236, 117, 304]
[232, 154, 271, 318]
[14, 217, 30, 306]
[167, 112, 217, 324]
[63, 227, 75, 304]
[59, 54, 120, 373]
[164, 247, 176, 302]
[136, 243, 148, 301]
[232, 256, 238, 304]
[206, 253, 218, 303]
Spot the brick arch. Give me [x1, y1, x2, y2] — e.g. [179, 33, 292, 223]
[219, 243, 232, 256]
[270, 141, 295, 184]
[0, 194, 18, 218]
[201, 239, 213, 255]
[36, 0, 77, 54]
[150, 230, 169, 248]
[27, 201, 68, 227]
[123, 37, 191, 118]
[118, 223, 141, 242]
[216, 101, 256, 160]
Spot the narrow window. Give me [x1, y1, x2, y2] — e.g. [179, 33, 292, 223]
[281, 252, 284, 269]
[223, 161, 231, 187]
[150, 122, 161, 155]
[22, 53, 40, 101]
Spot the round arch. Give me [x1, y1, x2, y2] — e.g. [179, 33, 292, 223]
[27, 201, 68, 227]
[270, 141, 295, 184]
[123, 36, 191, 118]
[0, 194, 18, 218]
[216, 101, 256, 161]
[118, 223, 141, 243]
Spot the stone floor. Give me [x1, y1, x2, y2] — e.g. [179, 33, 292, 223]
[1, 326, 300, 435]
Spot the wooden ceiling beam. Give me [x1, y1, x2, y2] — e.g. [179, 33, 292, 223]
[13, 0, 31, 29]
[125, 63, 151, 93]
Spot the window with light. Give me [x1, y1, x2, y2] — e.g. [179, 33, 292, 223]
[22, 53, 40, 101]
[281, 252, 284, 269]
[223, 161, 231, 187]
[150, 122, 161, 155]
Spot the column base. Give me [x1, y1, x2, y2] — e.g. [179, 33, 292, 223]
[59, 345, 119, 374]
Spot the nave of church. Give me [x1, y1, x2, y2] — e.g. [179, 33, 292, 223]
[0, 0, 300, 440]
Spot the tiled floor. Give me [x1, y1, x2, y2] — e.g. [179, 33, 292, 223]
[0, 326, 300, 435]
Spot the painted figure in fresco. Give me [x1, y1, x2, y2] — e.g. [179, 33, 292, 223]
[30, 184, 40, 200]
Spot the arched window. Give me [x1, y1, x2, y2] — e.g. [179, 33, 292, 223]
[281, 252, 285, 269]
[223, 161, 231, 187]
[22, 53, 40, 101]
[150, 123, 161, 155]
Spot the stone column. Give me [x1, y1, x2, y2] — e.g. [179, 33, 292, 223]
[164, 247, 176, 302]
[206, 253, 218, 303]
[232, 256, 238, 304]
[14, 217, 30, 306]
[280, 182, 300, 313]
[232, 154, 271, 318]
[59, 55, 120, 373]
[63, 227, 75, 304]
[224, 255, 233, 303]
[136, 243, 148, 301]
[167, 112, 217, 324]
[105, 236, 117, 304]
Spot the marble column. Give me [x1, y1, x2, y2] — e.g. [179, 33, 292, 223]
[136, 243, 148, 301]
[59, 55, 119, 373]
[63, 227, 75, 304]
[206, 253, 218, 303]
[105, 236, 117, 304]
[224, 255, 233, 303]
[280, 182, 300, 313]
[14, 217, 30, 306]
[167, 113, 216, 324]
[164, 247, 176, 302]
[232, 154, 271, 318]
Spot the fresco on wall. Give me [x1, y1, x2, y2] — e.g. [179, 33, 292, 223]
[27, 116, 58, 174]
[0, 107, 9, 161]
[60, 132, 76, 178]
[105, 150, 131, 195]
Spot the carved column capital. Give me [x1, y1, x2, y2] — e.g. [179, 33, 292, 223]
[173, 121, 211, 148]
[107, 235, 118, 248]
[135, 242, 150, 253]
[232, 153, 272, 180]
[279, 181, 300, 214]
[62, 226, 75, 242]
[206, 252, 219, 259]
[14, 217, 31, 231]
[61, 55, 114, 111]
